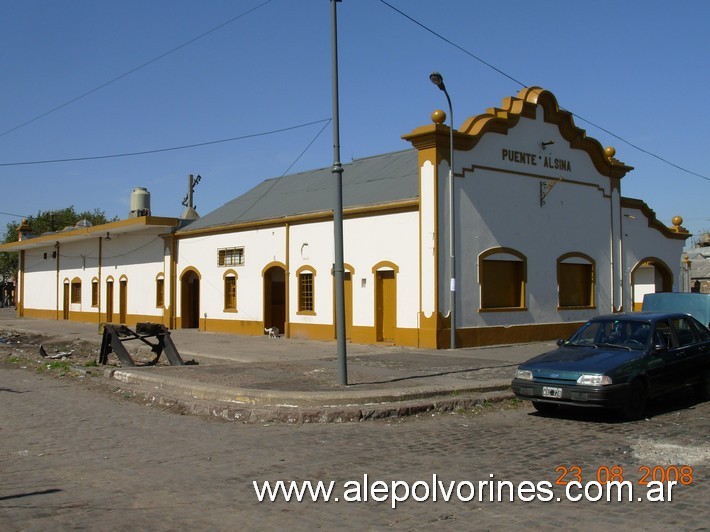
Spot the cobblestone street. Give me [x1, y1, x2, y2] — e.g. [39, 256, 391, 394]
[1, 365, 708, 530]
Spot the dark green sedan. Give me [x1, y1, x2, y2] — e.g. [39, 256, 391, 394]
[511, 312, 710, 420]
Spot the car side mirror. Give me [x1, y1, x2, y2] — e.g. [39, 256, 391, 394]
[653, 343, 667, 353]
[556, 338, 566, 347]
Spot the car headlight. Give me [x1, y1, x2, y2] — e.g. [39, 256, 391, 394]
[515, 369, 533, 380]
[577, 374, 612, 385]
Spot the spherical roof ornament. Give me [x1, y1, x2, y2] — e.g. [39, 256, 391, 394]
[431, 109, 447, 125]
[604, 146, 616, 159]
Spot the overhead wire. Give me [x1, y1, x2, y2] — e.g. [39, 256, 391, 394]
[0, 210, 31, 219]
[0, 0, 275, 140]
[0, 119, 331, 167]
[378, 0, 709, 183]
[225, 118, 333, 222]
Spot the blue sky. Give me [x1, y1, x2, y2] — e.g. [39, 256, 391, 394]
[1, 0, 708, 243]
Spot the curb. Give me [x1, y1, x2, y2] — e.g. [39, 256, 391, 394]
[104, 368, 514, 424]
[105, 367, 511, 406]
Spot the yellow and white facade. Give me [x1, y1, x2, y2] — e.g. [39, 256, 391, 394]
[3, 87, 689, 348]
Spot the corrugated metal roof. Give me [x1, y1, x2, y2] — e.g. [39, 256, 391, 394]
[688, 248, 710, 279]
[179, 149, 419, 232]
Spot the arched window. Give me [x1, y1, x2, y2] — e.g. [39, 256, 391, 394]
[223, 270, 238, 311]
[557, 253, 595, 308]
[155, 273, 165, 308]
[70, 277, 82, 304]
[296, 266, 316, 314]
[479, 248, 526, 310]
[91, 278, 99, 307]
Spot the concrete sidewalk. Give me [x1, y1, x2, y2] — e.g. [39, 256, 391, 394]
[0, 309, 555, 422]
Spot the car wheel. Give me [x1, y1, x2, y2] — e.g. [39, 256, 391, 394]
[621, 380, 647, 421]
[532, 401, 558, 414]
[694, 366, 710, 401]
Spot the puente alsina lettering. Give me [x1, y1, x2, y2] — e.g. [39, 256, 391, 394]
[501, 149, 572, 172]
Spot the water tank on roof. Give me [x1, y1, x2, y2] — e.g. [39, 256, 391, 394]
[700, 233, 710, 247]
[129, 187, 151, 218]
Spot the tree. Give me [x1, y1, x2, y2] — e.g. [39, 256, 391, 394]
[0, 206, 118, 282]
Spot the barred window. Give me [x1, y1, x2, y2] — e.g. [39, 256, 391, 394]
[70, 279, 82, 304]
[224, 276, 236, 310]
[217, 247, 244, 267]
[298, 271, 314, 313]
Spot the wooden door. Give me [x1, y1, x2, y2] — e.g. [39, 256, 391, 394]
[376, 270, 395, 342]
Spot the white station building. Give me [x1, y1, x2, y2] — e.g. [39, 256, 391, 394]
[3, 87, 689, 348]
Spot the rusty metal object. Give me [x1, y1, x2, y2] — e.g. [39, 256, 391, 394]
[99, 323, 195, 366]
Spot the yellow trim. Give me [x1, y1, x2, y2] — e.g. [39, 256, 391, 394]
[19, 250, 25, 317]
[456, 321, 583, 347]
[91, 277, 100, 308]
[403, 87, 634, 181]
[557, 252, 595, 309]
[372, 264, 398, 342]
[223, 269, 238, 312]
[630, 257, 674, 294]
[412, 148, 443, 350]
[199, 318, 263, 335]
[155, 275, 165, 309]
[478, 247, 527, 310]
[20, 302, 582, 349]
[21, 308, 166, 328]
[295, 265, 316, 315]
[330, 263, 354, 340]
[0, 215, 180, 252]
[167, 234, 178, 328]
[97, 236, 103, 326]
[621, 197, 690, 240]
[179, 266, 201, 280]
[371, 260, 399, 273]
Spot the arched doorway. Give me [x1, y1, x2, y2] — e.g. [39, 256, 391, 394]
[373, 261, 398, 343]
[181, 269, 200, 328]
[263, 264, 286, 334]
[631, 258, 673, 310]
[119, 277, 128, 324]
[332, 264, 354, 340]
[105, 278, 114, 323]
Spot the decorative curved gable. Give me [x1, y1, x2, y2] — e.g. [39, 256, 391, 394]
[404, 86, 634, 179]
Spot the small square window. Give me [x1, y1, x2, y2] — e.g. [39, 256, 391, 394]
[217, 247, 244, 267]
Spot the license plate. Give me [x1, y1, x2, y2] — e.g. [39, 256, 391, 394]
[542, 386, 562, 399]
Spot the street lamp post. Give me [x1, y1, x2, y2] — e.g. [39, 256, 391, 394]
[429, 72, 456, 349]
[331, 0, 347, 384]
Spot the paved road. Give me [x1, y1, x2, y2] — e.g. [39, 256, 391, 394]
[1, 366, 708, 531]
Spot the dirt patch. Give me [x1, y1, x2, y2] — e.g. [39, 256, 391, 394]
[0, 328, 176, 372]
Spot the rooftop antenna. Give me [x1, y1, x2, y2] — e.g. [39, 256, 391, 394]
[181, 174, 202, 220]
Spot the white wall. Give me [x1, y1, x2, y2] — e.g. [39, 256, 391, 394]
[176, 209, 421, 329]
[101, 231, 167, 317]
[20, 230, 167, 320]
[450, 110, 616, 327]
[177, 226, 287, 323]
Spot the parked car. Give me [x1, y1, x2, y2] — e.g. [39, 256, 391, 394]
[511, 312, 710, 420]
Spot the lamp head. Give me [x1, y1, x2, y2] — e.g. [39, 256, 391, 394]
[429, 72, 445, 91]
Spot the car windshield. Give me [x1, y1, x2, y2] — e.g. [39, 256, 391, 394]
[566, 319, 650, 350]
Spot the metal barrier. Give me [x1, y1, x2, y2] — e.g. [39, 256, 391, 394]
[99, 322, 196, 366]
